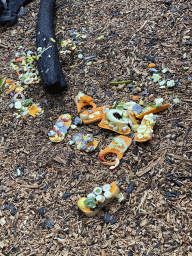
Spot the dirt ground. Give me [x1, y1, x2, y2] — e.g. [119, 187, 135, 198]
[0, 0, 192, 255]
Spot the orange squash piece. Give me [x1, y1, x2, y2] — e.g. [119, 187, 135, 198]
[75, 92, 96, 114]
[136, 104, 169, 119]
[86, 140, 98, 152]
[98, 112, 131, 135]
[28, 105, 39, 117]
[126, 111, 138, 126]
[49, 114, 71, 143]
[80, 105, 110, 124]
[98, 135, 132, 167]
[135, 114, 157, 143]
[76, 135, 98, 152]
[77, 182, 120, 217]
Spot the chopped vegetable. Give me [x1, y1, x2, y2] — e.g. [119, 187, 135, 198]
[152, 73, 161, 82]
[167, 80, 175, 87]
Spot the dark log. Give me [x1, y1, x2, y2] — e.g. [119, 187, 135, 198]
[36, 0, 67, 94]
[0, 0, 4, 16]
[0, 0, 34, 26]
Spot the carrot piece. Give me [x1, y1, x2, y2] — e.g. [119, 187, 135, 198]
[15, 57, 23, 63]
[5, 79, 11, 84]
[133, 96, 139, 101]
[149, 63, 155, 68]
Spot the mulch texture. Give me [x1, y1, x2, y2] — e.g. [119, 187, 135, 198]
[0, 0, 192, 255]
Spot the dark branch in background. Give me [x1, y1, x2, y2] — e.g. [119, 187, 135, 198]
[0, 0, 4, 16]
[0, 0, 34, 26]
[36, 0, 67, 94]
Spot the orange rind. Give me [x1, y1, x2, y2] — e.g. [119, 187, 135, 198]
[98, 135, 132, 169]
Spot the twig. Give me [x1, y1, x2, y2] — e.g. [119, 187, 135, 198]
[160, 245, 180, 255]
[130, 20, 148, 40]
[167, 153, 192, 164]
[21, 184, 39, 189]
[120, 20, 149, 43]
[177, 176, 192, 179]
[183, 127, 190, 149]
[0, 43, 8, 48]
[137, 191, 148, 212]
[136, 157, 163, 177]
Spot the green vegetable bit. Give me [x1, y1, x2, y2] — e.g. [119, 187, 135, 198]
[0, 77, 6, 93]
[109, 80, 132, 85]
[84, 197, 96, 209]
[24, 98, 33, 107]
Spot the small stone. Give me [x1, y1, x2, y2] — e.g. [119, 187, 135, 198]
[45, 218, 54, 229]
[16, 169, 21, 176]
[163, 192, 175, 197]
[142, 90, 149, 95]
[63, 193, 71, 199]
[8, 202, 18, 216]
[38, 208, 44, 217]
[74, 117, 82, 125]
[126, 182, 135, 194]
[107, 90, 111, 97]
[140, 218, 148, 227]
[103, 212, 110, 223]
[0, 217, 6, 226]
[110, 218, 116, 225]
[84, 55, 96, 60]
[147, 55, 155, 62]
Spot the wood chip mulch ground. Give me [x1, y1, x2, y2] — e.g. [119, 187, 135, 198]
[0, 0, 192, 255]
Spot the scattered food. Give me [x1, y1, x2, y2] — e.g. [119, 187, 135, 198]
[48, 114, 71, 142]
[98, 136, 132, 169]
[77, 182, 121, 217]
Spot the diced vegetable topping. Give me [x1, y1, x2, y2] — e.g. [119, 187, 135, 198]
[102, 184, 111, 192]
[104, 191, 113, 199]
[93, 187, 102, 195]
[96, 195, 105, 203]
